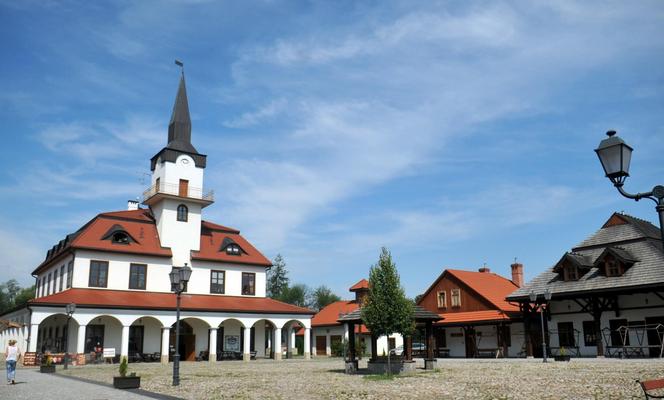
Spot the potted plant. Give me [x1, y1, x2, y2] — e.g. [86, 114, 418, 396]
[113, 356, 141, 389]
[39, 354, 56, 373]
[554, 346, 571, 362]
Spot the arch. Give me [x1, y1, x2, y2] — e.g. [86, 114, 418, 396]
[35, 313, 82, 355]
[277, 318, 310, 330]
[169, 317, 210, 362]
[177, 204, 188, 222]
[218, 317, 246, 329]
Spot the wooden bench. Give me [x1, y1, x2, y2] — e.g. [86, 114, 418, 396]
[637, 379, 664, 399]
[476, 348, 503, 358]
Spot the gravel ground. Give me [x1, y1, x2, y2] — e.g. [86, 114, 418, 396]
[56, 357, 664, 400]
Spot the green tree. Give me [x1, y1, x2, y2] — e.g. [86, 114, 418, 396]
[361, 247, 414, 374]
[267, 254, 289, 298]
[14, 286, 35, 308]
[278, 284, 310, 308]
[311, 285, 341, 311]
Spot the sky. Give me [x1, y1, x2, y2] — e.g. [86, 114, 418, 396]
[1, 1, 663, 299]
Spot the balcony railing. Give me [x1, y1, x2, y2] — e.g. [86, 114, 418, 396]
[143, 182, 214, 203]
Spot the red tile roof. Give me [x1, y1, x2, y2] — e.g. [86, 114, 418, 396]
[192, 222, 271, 266]
[445, 269, 520, 312]
[33, 209, 271, 274]
[312, 300, 360, 326]
[30, 288, 314, 315]
[434, 310, 515, 325]
[349, 279, 369, 291]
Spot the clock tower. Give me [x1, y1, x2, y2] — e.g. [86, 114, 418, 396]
[142, 70, 213, 266]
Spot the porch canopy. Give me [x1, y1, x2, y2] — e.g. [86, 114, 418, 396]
[338, 305, 441, 368]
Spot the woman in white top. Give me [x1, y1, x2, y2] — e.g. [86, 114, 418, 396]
[5, 339, 21, 385]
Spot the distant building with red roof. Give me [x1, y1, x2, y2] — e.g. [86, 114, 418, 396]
[416, 265, 526, 358]
[306, 279, 402, 357]
[0, 70, 313, 365]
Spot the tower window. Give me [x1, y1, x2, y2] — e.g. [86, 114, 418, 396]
[177, 204, 188, 222]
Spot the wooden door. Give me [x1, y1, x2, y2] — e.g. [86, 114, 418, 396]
[315, 336, 326, 355]
[179, 179, 189, 197]
[464, 327, 477, 357]
[645, 317, 664, 357]
[184, 335, 196, 361]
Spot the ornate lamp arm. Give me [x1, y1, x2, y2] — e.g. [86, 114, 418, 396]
[614, 184, 658, 205]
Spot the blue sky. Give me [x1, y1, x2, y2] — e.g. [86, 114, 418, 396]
[1, 1, 663, 299]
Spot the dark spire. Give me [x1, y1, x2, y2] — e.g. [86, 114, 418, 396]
[167, 66, 198, 154]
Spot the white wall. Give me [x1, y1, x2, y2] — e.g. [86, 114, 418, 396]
[311, 325, 402, 356]
[72, 250, 268, 297]
[152, 198, 202, 266]
[35, 254, 74, 298]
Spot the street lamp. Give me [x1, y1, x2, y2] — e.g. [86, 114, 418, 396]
[169, 263, 192, 386]
[595, 130, 664, 250]
[63, 303, 75, 370]
[530, 289, 552, 363]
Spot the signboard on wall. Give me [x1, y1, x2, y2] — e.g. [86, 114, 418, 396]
[225, 335, 240, 352]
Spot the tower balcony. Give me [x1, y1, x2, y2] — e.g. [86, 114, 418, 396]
[142, 182, 214, 208]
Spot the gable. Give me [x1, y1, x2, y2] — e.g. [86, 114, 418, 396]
[418, 270, 502, 314]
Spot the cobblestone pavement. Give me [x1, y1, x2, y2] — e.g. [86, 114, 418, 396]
[0, 367, 170, 400]
[56, 357, 664, 399]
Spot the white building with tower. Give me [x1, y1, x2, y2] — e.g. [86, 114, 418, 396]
[0, 70, 313, 365]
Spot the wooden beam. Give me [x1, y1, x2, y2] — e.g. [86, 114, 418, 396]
[653, 292, 664, 302]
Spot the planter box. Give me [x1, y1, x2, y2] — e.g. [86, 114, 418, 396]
[554, 355, 571, 362]
[113, 376, 141, 389]
[367, 360, 416, 375]
[40, 365, 56, 373]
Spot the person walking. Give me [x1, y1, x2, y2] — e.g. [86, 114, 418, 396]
[5, 339, 21, 385]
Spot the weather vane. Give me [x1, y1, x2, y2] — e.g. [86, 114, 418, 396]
[175, 59, 184, 75]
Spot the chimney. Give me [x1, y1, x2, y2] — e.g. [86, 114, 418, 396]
[511, 262, 524, 287]
[478, 266, 490, 273]
[127, 200, 139, 211]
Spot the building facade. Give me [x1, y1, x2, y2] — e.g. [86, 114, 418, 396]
[417, 267, 526, 358]
[0, 72, 314, 364]
[307, 279, 403, 357]
[507, 212, 664, 358]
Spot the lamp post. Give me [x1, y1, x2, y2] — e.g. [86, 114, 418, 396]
[595, 130, 664, 250]
[63, 303, 75, 370]
[169, 263, 192, 387]
[530, 289, 552, 363]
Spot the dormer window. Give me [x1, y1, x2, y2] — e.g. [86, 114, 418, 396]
[177, 204, 188, 222]
[594, 247, 636, 277]
[553, 252, 592, 282]
[101, 224, 136, 245]
[112, 232, 130, 244]
[437, 291, 447, 308]
[220, 237, 243, 256]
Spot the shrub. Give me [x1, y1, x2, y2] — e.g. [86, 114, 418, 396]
[119, 356, 128, 377]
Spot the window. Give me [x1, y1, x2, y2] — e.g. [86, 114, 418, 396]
[129, 326, 144, 355]
[59, 265, 64, 292]
[225, 244, 241, 255]
[36, 278, 41, 297]
[557, 322, 575, 347]
[177, 204, 188, 222]
[89, 260, 109, 288]
[610, 319, 629, 346]
[498, 325, 511, 347]
[242, 272, 255, 295]
[129, 263, 147, 290]
[582, 321, 596, 346]
[451, 288, 461, 307]
[564, 265, 579, 281]
[210, 270, 225, 294]
[47, 273, 52, 295]
[66, 261, 73, 288]
[436, 291, 447, 308]
[111, 232, 130, 244]
[605, 258, 622, 277]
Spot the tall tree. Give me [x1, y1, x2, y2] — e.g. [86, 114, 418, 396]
[0, 280, 34, 314]
[278, 284, 310, 308]
[267, 254, 289, 298]
[361, 247, 414, 374]
[311, 285, 341, 311]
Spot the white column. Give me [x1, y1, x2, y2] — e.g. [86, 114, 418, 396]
[76, 324, 86, 354]
[273, 327, 282, 361]
[120, 325, 130, 360]
[28, 324, 39, 352]
[267, 328, 272, 357]
[304, 328, 311, 359]
[344, 324, 349, 342]
[326, 334, 331, 356]
[243, 327, 251, 362]
[161, 327, 170, 364]
[286, 328, 293, 358]
[290, 328, 296, 355]
[209, 328, 217, 363]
